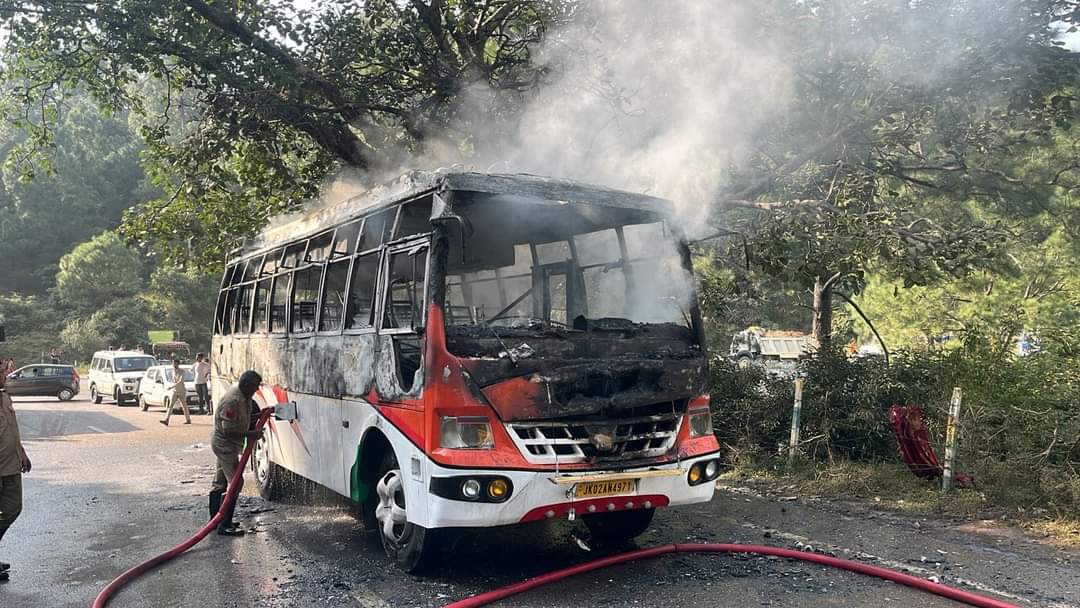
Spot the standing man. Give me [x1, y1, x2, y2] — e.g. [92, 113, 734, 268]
[159, 360, 191, 426]
[0, 364, 31, 582]
[208, 370, 263, 537]
[193, 353, 211, 415]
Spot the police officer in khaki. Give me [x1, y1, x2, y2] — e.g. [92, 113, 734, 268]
[208, 370, 264, 536]
[0, 371, 31, 582]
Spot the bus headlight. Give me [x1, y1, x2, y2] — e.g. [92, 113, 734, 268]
[687, 402, 713, 438]
[688, 459, 721, 486]
[461, 479, 482, 500]
[440, 416, 494, 449]
[487, 478, 509, 500]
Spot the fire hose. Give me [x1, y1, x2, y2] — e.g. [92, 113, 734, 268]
[93, 407, 1018, 608]
[443, 543, 1020, 608]
[92, 408, 274, 608]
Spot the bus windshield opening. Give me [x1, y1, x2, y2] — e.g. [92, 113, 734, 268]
[442, 194, 696, 337]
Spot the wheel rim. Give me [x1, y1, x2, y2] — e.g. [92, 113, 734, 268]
[59, 389, 72, 400]
[253, 437, 271, 485]
[375, 469, 408, 545]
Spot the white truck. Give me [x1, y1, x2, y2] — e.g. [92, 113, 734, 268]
[730, 327, 816, 369]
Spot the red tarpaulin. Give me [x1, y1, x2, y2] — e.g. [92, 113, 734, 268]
[888, 405, 973, 488]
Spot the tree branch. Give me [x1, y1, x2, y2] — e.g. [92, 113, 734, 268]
[837, 291, 890, 365]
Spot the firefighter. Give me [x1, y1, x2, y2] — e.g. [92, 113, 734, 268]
[208, 370, 264, 537]
[0, 364, 31, 582]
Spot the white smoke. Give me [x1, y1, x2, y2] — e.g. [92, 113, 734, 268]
[273, 1, 792, 240]
[468, 0, 793, 232]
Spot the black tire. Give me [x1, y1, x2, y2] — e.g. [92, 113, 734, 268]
[583, 508, 656, 545]
[735, 354, 754, 370]
[114, 388, 124, 406]
[139, 395, 149, 411]
[57, 387, 75, 402]
[90, 385, 102, 404]
[252, 434, 286, 500]
[374, 451, 439, 572]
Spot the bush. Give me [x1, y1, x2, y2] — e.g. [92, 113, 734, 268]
[710, 334, 1080, 516]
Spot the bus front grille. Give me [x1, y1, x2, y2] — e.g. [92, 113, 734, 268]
[505, 411, 682, 465]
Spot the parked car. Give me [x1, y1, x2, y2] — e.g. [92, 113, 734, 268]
[88, 351, 158, 406]
[137, 365, 206, 414]
[4, 364, 80, 401]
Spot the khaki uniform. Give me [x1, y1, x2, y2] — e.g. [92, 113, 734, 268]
[0, 392, 25, 542]
[210, 386, 253, 493]
[162, 368, 191, 424]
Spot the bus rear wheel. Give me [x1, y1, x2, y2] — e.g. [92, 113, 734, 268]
[584, 508, 656, 545]
[374, 452, 437, 572]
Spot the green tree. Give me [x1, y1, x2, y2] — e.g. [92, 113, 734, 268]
[143, 266, 219, 353]
[0, 292, 64, 363]
[712, 0, 1080, 345]
[59, 318, 109, 363]
[54, 231, 147, 315]
[0, 93, 146, 293]
[0, 0, 573, 265]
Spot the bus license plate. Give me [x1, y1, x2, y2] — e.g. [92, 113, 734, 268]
[574, 479, 636, 499]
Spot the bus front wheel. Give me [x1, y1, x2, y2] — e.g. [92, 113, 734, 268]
[374, 452, 437, 572]
[584, 508, 656, 545]
[252, 435, 286, 500]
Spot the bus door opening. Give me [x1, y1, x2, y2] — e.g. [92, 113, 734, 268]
[383, 240, 429, 394]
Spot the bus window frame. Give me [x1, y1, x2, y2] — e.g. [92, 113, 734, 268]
[341, 250, 381, 336]
[316, 255, 352, 336]
[289, 238, 324, 337]
[379, 237, 431, 336]
[268, 271, 291, 335]
[216, 195, 438, 339]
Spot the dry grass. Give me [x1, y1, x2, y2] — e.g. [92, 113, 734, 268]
[721, 458, 1080, 548]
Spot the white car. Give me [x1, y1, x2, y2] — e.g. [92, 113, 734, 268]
[137, 365, 206, 414]
[89, 351, 159, 406]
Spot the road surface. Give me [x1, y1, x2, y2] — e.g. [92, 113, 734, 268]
[3, 393, 1077, 607]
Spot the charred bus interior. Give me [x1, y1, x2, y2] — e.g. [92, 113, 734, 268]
[433, 191, 707, 463]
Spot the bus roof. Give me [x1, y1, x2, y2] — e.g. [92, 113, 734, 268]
[239, 170, 675, 258]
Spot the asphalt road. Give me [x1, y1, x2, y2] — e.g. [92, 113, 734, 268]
[3, 392, 1078, 608]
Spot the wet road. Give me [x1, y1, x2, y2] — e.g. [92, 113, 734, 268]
[3, 394, 1078, 608]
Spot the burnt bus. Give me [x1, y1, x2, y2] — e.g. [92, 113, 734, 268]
[213, 171, 720, 570]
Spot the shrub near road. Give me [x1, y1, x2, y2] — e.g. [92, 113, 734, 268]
[710, 334, 1080, 523]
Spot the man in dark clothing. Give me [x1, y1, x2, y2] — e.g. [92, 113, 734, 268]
[208, 370, 264, 536]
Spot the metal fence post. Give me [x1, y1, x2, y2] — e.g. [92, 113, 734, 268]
[788, 376, 804, 469]
[942, 387, 962, 491]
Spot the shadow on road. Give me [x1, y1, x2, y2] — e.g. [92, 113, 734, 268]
[15, 409, 139, 439]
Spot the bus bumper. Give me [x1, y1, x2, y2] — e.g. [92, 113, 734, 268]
[419, 452, 719, 529]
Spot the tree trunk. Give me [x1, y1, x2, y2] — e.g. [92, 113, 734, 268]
[812, 275, 833, 347]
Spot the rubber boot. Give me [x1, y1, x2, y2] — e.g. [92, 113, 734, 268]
[208, 490, 223, 522]
[217, 493, 244, 536]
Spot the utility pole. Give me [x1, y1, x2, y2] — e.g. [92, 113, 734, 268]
[787, 376, 805, 470]
[942, 387, 962, 491]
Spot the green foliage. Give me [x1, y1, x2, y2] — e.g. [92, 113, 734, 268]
[0, 0, 574, 265]
[712, 0, 1080, 341]
[85, 297, 156, 350]
[59, 319, 109, 363]
[54, 231, 148, 315]
[711, 336, 1080, 515]
[0, 292, 63, 364]
[0, 93, 146, 293]
[143, 266, 220, 354]
[854, 228, 1080, 352]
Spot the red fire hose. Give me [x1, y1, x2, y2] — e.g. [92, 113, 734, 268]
[443, 543, 1020, 608]
[93, 407, 1019, 608]
[92, 408, 273, 608]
